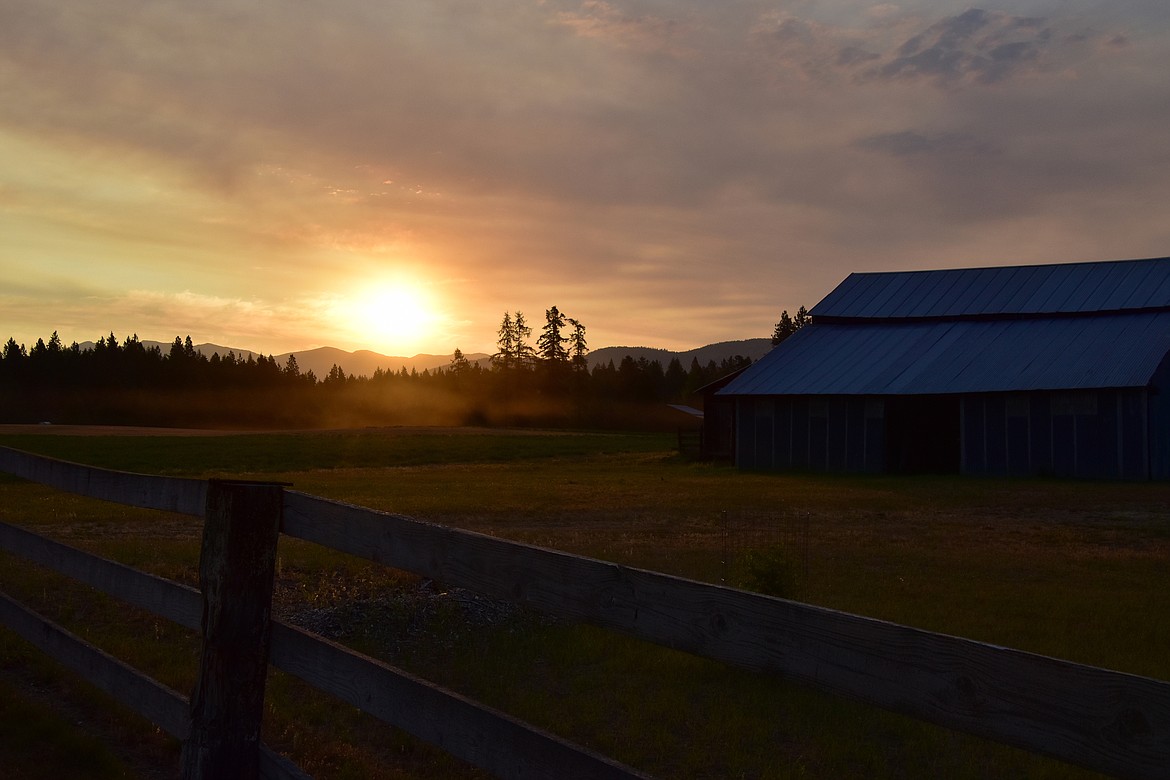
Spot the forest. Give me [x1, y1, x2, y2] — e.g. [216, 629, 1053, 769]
[0, 313, 755, 430]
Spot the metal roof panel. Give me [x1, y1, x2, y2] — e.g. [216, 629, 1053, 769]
[718, 312, 1170, 397]
[811, 256, 1170, 320]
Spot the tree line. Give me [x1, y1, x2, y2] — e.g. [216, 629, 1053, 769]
[0, 314, 754, 429]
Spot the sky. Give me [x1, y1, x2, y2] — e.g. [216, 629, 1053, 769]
[2, 1, 1169, 358]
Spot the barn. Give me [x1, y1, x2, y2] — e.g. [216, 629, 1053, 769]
[717, 256, 1170, 479]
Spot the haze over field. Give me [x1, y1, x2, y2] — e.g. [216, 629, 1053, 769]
[3, 2, 1168, 357]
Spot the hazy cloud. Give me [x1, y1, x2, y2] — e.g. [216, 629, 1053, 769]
[874, 8, 1052, 85]
[553, 0, 691, 54]
[854, 130, 995, 157]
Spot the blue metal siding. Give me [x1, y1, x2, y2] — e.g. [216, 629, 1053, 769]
[719, 312, 1170, 398]
[1149, 352, 1170, 479]
[733, 395, 888, 472]
[735, 399, 757, 469]
[1029, 395, 1052, 475]
[812, 256, 1170, 320]
[774, 398, 792, 469]
[984, 395, 1007, 474]
[846, 399, 866, 472]
[962, 397, 983, 472]
[955, 389, 1145, 479]
[1006, 402, 1030, 477]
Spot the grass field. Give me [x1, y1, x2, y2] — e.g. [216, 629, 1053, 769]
[0, 426, 1167, 778]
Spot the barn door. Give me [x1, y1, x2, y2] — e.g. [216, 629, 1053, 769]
[884, 395, 961, 474]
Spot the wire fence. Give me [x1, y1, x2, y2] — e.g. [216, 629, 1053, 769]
[719, 510, 810, 599]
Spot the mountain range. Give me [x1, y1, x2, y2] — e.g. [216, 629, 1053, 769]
[79, 338, 773, 380]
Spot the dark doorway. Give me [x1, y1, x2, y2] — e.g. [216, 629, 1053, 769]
[885, 395, 961, 473]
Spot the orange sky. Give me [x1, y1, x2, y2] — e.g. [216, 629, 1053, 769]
[3, 2, 1169, 357]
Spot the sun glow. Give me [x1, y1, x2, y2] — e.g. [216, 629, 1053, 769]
[345, 278, 442, 355]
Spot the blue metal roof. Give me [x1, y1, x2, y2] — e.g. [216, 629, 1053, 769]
[718, 311, 1170, 396]
[813, 256, 1170, 320]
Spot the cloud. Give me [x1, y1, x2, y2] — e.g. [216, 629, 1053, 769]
[553, 0, 690, 54]
[873, 8, 1051, 85]
[854, 130, 995, 157]
[748, 6, 1129, 90]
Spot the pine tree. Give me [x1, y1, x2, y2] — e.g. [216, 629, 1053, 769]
[771, 306, 810, 346]
[492, 312, 516, 370]
[568, 318, 588, 371]
[492, 310, 535, 370]
[450, 348, 471, 374]
[514, 311, 535, 368]
[537, 306, 568, 363]
[283, 354, 301, 377]
[794, 305, 811, 329]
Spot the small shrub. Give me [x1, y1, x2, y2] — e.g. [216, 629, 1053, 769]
[737, 545, 799, 599]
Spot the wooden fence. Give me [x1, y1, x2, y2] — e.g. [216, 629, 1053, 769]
[0, 445, 1167, 779]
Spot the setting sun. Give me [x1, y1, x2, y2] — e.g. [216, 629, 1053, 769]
[344, 279, 442, 355]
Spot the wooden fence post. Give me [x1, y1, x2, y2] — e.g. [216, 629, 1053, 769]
[181, 480, 284, 780]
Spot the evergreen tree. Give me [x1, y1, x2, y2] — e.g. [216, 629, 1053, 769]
[514, 311, 535, 368]
[771, 306, 810, 346]
[492, 312, 516, 370]
[283, 354, 301, 377]
[449, 348, 471, 374]
[3, 338, 25, 362]
[492, 310, 535, 370]
[568, 318, 588, 371]
[664, 357, 688, 400]
[537, 306, 568, 363]
[794, 305, 811, 329]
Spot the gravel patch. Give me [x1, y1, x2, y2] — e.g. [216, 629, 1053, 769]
[280, 578, 556, 657]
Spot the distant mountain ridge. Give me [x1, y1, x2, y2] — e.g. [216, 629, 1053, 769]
[276, 346, 493, 379]
[75, 338, 771, 379]
[587, 339, 772, 369]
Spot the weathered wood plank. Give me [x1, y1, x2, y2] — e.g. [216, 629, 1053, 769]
[268, 621, 649, 779]
[0, 520, 202, 630]
[282, 491, 1170, 780]
[183, 481, 284, 780]
[0, 445, 205, 516]
[0, 589, 191, 739]
[259, 745, 315, 780]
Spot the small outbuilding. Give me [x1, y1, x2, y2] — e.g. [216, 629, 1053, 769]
[717, 256, 1170, 479]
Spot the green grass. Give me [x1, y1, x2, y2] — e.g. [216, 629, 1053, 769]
[0, 675, 127, 780]
[0, 428, 670, 476]
[0, 428, 1167, 778]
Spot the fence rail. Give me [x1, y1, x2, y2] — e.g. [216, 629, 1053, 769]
[1, 444, 1168, 779]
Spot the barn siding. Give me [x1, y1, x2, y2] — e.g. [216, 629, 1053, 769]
[1148, 350, 1170, 479]
[985, 395, 1008, 475]
[1121, 391, 1147, 479]
[1005, 395, 1031, 477]
[734, 396, 885, 472]
[738, 389, 1155, 479]
[959, 389, 1150, 479]
[864, 400, 885, 473]
[1029, 395, 1053, 475]
[791, 398, 810, 469]
[846, 399, 866, 472]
